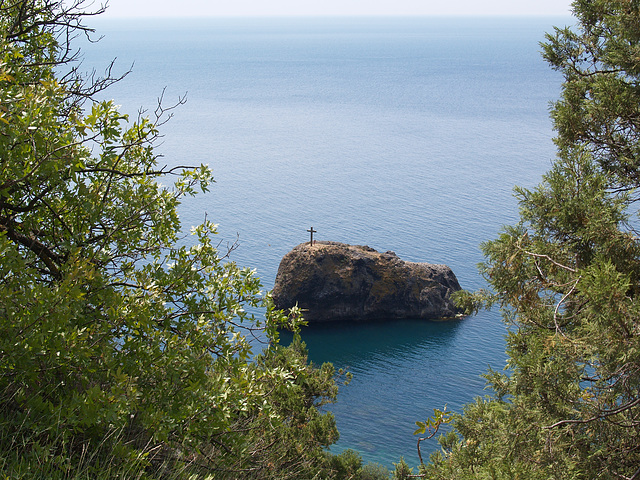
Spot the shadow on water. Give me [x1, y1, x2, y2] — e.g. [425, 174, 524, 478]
[280, 317, 464, 367]
[279, 314, 502, 468]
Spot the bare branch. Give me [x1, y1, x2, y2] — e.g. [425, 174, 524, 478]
[553, 276, 581, 336]
[0, 221, 63, 279]
[545, 397, 640, 429]
[521, 248, 578, 273]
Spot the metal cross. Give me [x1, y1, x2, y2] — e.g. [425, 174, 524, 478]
[307, 226, 316, 245]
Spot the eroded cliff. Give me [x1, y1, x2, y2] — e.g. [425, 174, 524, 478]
[272, 241, 462, 322]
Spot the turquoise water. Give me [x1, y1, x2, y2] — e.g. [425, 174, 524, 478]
[83, 16, 566, 467]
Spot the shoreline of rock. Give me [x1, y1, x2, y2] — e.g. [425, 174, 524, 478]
[272, 241, 463, 322]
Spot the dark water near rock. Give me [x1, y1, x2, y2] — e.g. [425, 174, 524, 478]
[83, 16, 566, 467]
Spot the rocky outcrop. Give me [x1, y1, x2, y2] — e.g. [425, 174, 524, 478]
[272, 241, 462, 322]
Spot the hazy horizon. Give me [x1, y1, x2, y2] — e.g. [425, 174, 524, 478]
[101, 0, 573, 19]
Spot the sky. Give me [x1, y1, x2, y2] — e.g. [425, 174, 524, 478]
[100, 0, 574, 18]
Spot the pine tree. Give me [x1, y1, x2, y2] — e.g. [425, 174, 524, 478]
[425, 2, 640, 478]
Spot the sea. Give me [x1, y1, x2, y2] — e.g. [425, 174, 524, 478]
[82, 15, 568, 468]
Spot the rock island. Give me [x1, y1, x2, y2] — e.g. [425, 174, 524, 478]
[272, 241, 462, 322]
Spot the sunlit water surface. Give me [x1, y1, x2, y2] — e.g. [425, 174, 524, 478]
[83, 16, 566, 466]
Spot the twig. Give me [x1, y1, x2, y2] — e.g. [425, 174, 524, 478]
[522, 249, 577, 273]
[553, 276, 581, 337]
[545, 397, 640, 429]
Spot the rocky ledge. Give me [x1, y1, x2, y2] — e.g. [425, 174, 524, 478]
[272, 241, 462, 322]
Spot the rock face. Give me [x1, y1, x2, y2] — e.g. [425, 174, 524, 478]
[272, 241, 462, 322]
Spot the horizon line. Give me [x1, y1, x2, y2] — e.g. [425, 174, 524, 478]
[97, 13, 574, 20]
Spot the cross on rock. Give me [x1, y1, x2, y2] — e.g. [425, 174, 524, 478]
[307, 226, 316, 245]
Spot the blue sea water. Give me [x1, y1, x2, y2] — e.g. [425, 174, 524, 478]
[83, 16, 567, 468]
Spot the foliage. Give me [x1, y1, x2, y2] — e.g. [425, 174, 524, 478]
[325, 449, 391, 480]
[0, 1, 341, 478]
[422, 1, 640, 479]
[328, 449, 366, 479]
[360, 462, 393, 480]
[414, 405, 453, 465]
[391, 458, 413, 480]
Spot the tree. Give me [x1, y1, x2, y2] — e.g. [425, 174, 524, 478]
[422, 1, 640, 478]
[0, 1, 340, 478]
